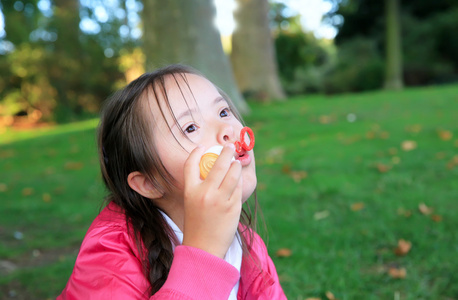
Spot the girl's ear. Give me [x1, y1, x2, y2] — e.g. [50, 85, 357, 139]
[127, 171, 164, 199]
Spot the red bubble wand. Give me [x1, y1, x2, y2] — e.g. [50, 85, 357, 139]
[234, 127, 255, 153]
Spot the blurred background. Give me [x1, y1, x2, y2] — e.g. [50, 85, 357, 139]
[0, 0, 457, 299]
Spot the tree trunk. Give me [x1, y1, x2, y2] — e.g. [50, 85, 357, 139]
[142, 0, 249, 114]
[384, 0, 403, 90]
[51, 0, 82, 111]
[231, 0, 285, 101]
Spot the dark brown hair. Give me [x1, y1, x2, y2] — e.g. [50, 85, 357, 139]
[97, 64, 259, 295]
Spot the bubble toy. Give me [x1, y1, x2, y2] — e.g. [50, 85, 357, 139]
[199, 127, 255, 179]
[234, 127, 255, 154]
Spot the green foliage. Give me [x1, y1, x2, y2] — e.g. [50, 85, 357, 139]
[274, 30, 335, 95]
[269, 2, 304, 34]
[1, 85, 457, 298]
[402, 8, 458, 85]
[0, 39, 121, 122]
[327, 0, 458, 88]
[325, 37, 384, 93]
[0, 1, 130, 124]
[0, 44, 57, 119]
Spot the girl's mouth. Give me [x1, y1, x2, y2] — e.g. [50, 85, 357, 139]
[236, 151, 252, 167]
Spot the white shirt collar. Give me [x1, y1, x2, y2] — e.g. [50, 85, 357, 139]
[159, 210, 242, 300]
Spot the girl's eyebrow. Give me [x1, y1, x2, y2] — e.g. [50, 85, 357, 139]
[214, 96, 226, 105]
[173, 96, 226, 127]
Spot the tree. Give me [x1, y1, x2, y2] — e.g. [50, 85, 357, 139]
[50, 0, 83, 111]
[230, 0, 285, 101]
[0, 0, 125, 122]
[1, 0, 41, 45]
[327, 0, 458, 88]
[142, 0, 249, 113]
[384, 0, 403, 90]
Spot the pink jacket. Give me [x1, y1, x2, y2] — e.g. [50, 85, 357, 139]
[58, 202, 287, 299]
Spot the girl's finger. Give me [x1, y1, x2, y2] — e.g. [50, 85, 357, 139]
[204, 144, 236, 186]
[183, 145, 205, 188]
[227, 170, 243, 208]
[218, 160, 242, 197]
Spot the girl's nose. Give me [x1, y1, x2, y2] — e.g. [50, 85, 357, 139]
[217, 124, 236, 145]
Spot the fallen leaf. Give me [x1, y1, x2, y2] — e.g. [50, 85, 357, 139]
[42, 193, 51, 203]
[326, 291, 336, 300]
[53, 186, 66, 195]
[376, 151, 385, 158]
[431, 214, 442, 222]
[388, 148, 398, 155]
[45, 167, 55, 175]
[397, 208, 412, 218]
[257, 183, 266, 191]
[394, 239, 412, 256]
[265, 147, 285, 164]
[290, 171, 308, 183]
[47, 149, 57, 157]
[70, 145, 80, 153]
[366, 131, 376, 139]
[0, 149, 15, 159]
[376, 163, 391, 173]
[281, 164, 291, 174]
[391, 157, 401, 164]
[405, 124, 422, 133]
[314, 210, 330, 220]
[64, 161, 84, 170]
[265, 157, 275, 165]
[418, 203, 433, 215]
[380, 131, 390, 139]
[388, 267, 407, 279]
[401, 140, 417, 151]
[438, 130, 453, 141]
[32, 249, 41, 257]
[435, 152, 446, 160]
[275, 248, 292, 258]
[0, 183, 7, 192]
[22, 187, 34, 196]
[351, 202, 365, 211]
[319, 115, 333, 124]
[447, 155, 458, 169]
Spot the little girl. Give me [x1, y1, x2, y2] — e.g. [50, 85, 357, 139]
[58, 64, 286, 299]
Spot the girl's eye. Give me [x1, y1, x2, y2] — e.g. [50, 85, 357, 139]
[220, 108, 230, 118]
[184, 124, 198, 134]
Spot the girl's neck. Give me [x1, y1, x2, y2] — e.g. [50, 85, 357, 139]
[154, 196, 185, 232]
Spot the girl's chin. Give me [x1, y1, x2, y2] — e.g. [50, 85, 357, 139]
[242, 180, 257, 203]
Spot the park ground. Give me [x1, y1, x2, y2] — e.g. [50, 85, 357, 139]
[1, 84, 457, 299]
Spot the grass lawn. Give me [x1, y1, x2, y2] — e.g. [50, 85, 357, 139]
[1, 84, 457, 299]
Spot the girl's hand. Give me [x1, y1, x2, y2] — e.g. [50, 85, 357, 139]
[182, 144, 243, 259]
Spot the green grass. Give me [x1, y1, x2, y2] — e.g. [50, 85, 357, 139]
[1, 84, 457, 299]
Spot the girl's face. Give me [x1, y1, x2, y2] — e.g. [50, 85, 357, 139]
[147, 73, 257, 202]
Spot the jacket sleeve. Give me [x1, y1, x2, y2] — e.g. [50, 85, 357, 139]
[57, 225, 152, 300]
[58, 225, 240, 300]
[261, 252, 287, 300]
[239, 231, 288, 300]
[152, 246, 240, 299]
